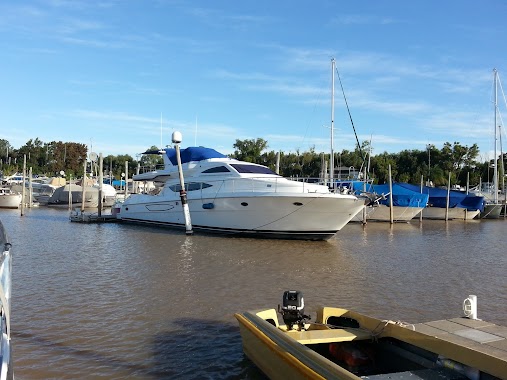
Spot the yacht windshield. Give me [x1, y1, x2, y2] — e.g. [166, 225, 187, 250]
[230, 164, 278, 175]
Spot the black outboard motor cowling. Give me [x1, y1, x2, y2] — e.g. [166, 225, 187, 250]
[279, 290, 309, 330]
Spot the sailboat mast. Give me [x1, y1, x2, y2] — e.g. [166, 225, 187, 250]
[494, 69, 499, 203]
[330, 58, 335, 188]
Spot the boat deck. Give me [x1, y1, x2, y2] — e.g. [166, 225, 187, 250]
[414, 317, 507, 359]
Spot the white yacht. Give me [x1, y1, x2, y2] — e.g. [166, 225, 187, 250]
[118, 147, 364, 240]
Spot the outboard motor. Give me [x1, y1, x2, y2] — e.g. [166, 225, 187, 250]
[279, 290, 310, 330]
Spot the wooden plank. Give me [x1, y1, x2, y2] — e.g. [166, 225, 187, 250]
[480, 325, 507, 339]
[286, 328, 371, 345]
[447, 317, 496, 329]
[424, 319, 473, 333]
[413, 323, 449, 336]
[415, 318, 507, 364]
[486, 338, 507, 353]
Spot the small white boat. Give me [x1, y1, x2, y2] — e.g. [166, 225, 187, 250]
[0, 188, 21, 209]
[236, 291, 506, 380]
[480, 202, 503, 219]
[354, 203, 425, 222]
[418, 207, 480, 220]
[120, 146, 365, 240]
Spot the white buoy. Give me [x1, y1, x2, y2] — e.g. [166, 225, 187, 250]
[463, 295, 478, 320]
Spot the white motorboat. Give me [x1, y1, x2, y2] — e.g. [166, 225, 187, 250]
[118, 147, 365, 240]
[0, 188, 21, 209]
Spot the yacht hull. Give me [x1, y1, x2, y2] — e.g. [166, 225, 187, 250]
[0, 194, 21, 209]
[118, 193, 364, 240]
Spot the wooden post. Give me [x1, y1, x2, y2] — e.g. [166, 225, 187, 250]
[21, 154, 26, 216]
[420, 175, 424, 222]
[362, 166, 367, 224]
[98, 153, 103, 217]
[466, 172, 470, 220]
[135, 163, 140, 194]
[28, 167, 33, 208]
[445, 172, 451, 221]
[388, 164, 393, 224]
[124, 161, 129, 199]
[68, 175, 72, 210]
[81, 160, 87, 212]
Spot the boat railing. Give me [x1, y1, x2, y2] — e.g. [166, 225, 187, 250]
[138, 164, 166, 174]
[185, 177, 329, 195]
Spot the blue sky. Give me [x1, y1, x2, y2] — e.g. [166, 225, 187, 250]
[1, 1, 507, 162]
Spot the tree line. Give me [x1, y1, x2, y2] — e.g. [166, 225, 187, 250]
[1, 137, 504, 188]
[0, 138, 163, 180]
[231, 138, 505, 188]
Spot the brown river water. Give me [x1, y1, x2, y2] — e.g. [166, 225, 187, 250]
[1, 207, 506, 379]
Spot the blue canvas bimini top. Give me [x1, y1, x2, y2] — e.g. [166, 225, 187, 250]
[163, 147, 228, 165]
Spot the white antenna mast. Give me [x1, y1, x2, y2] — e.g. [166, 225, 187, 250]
[160, 112, 163, 148]
[195, 115, 198, 146]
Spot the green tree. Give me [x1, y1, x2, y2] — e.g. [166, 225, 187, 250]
[232, 138, 268, 163]
[139, 146, 164, 170]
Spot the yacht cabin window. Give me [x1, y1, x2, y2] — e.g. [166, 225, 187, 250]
[201, 166, 231, 173]
[168, 182, 212, 192]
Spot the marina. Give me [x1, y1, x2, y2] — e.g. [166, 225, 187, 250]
[1, 207, 506, 378]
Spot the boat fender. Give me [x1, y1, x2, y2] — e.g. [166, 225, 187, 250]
[436, 355, 479, 380]
[202, 203, 214, 209]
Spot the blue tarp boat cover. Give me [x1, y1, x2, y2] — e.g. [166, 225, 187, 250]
[396, 183, 484, 212]
[103, 179, 125, 187]
[164, 147, 228, 165]
[348, 182, 429, 207]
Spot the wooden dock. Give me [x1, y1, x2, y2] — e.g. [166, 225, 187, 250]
[409, 317, 507, 378]
[69, 211, 119, 223]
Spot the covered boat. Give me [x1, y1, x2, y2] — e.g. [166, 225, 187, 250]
[47, 183, 116, 209]
[119, 146, 365, 240]
[397, 183, 484, 220]
[235, 291, 506, 379]
[349, 182, 428, 222]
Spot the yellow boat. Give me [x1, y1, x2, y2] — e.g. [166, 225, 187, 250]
[235, 291, 506, 380]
